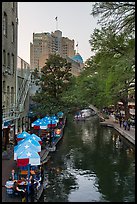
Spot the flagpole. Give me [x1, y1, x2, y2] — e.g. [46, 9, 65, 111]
[55, 16, 58, 30]
[76, 42, 78, 53]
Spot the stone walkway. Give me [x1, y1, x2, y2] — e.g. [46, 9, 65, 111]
[100, 115, 135, 145]
[2, 154, 21, 202]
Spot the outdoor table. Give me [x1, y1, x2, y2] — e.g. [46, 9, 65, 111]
[20, 170, 36, 175]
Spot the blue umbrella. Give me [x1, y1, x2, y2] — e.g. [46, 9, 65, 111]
[57, 111, 64, 118]
[39, 119, 48, 129]
[31, 118, 41, 127]
[16, 143, 41, 201]
[16, 131, 30, 142]
[17, 137, 41, 151]
[32, 118, 48, 129]
[43, 116, 50, 121]
[30, 133, 42, 142]
[30, 133, 42, 145]
[14, 140, 40, 160]
[42, 117, 58, 128]
[17, 147, 40, 166]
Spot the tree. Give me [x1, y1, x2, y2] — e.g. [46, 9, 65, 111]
[32, 54, 72, 115]
[91, 2, 135, 35]
[88, 27, 135, 117]
[61, 2, 135, 117]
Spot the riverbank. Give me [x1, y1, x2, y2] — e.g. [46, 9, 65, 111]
[99, 114, 135, 145]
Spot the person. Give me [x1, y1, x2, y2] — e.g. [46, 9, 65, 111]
[11, 169, 17, 181]
[29, 178, 35, 202]
[12, 180, 26, 201]
[5, 177, 14, 195]
[127, 118, 131, 131]
[20, 177, 26, 185]
[40, 165, 44, 183]
[123, 119, 127, 130]
[13, 181, 26, 194]
[82, 113, 85, 121]
[119, 114, 122, 128]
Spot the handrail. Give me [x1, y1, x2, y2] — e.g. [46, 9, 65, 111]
[2, 72, 32, 123]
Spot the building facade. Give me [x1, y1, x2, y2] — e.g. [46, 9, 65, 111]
[2, 2, 18, 149]
[30, 30, 84, 76]
[30, 30, 75, 70]
[16, 57, 32, 133]
[2, 2, 31, 149]
[66, 54, 84, 77]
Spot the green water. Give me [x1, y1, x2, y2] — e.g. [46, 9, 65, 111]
[40, 115, 135, 202]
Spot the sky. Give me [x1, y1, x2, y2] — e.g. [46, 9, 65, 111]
[18, 2, 100, 64]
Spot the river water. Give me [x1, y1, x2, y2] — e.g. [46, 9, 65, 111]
[40, 115, 135, 202]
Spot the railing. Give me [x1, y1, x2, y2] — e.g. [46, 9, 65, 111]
[2, 105, 20, 122]
[16, 72, 32, 112]
[2, 72, 32, 123]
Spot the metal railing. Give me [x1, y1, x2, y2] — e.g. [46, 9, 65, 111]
[2, 72, 32, 123]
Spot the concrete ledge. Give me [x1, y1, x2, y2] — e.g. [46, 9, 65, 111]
[100, 121, 135, 145]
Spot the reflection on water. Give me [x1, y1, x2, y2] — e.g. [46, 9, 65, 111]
[40, 115, 135, 202]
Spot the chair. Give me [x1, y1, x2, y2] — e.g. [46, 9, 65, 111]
[5, 186, 14, 200]
[5, 180, 14, 198]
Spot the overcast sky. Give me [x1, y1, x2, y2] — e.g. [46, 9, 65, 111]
[18, 2, 100, 64]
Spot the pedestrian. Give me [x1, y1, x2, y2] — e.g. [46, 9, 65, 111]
[123, 119, 127, 130]
[119, 114, 122, 128]
[10, 169, 18, 181]
[127, 118, 131, 131]
[29, 178, 35, 202]
[5, 177, 14, 195]
[40, 165, 44, 183]
[13, 180, 26, 201]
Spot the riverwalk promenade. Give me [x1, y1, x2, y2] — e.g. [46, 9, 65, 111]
[2, 115, 135, 202]
[100, 114, 135, 145]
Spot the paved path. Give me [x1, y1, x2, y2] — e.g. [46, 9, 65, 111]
[2, 153, 21, 202]
[100, 115, 135, 145]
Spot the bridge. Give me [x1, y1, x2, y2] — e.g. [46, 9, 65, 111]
[89, 104, 99, 114]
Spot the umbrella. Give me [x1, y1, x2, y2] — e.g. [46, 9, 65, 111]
[31, 118, 41, 127]
[16, 131, 30, 142]
[17, 137, 41, 151]
[14, 140, 40, 160]
[17, 147, 40, 166]
[47, 119, 58, 128]
[43, 117, 58, 128]
[57, 111, 64, 118]
[51, 115, 59, 121]
[16, 142, 41, 200]
[30, 133, 42, 145]
[32, 119, 48, 130]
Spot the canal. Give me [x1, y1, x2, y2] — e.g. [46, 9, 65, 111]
[40, 115, 135, 202]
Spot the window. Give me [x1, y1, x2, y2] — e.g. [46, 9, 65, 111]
[12, 23, 14, 43]
[11, 54, 14, 74]
[11, 87, 14, 104]
[6, 86, 10, 107]
[7, 53, 10, 68]
[3, 50, 6, 65]
[11, 2, 15, 10]
[3, 12, 7, 37]
[21, 59, 23, 69]
[3, 81, 6, 93]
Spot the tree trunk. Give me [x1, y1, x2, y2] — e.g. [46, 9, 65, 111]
[123, 100, 130, 119]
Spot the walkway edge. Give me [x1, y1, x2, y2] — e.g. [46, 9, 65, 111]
[100, 119, 135, 145]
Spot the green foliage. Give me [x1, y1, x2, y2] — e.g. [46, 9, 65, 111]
[88, 28, 134, 115]
[91, 2, 135, 35]
[32, 54, 73, 114]
[65, 28, 135, 115]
